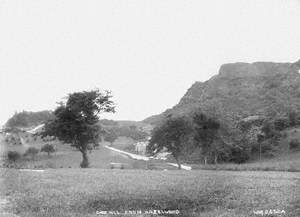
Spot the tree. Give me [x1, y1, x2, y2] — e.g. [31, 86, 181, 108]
[274, 118, 289, 131]
[193, 113, 220, 165]
[147, 116, 193, 169]
[104, 130, 118, 145]
[288, 111, 298, 127]
[7, 151, 21, 163]
[41, 144, 55, 156]
[24, 147, 39, 160]
[41, 89, 115, 168]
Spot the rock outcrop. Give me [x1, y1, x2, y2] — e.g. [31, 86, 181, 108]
[144, 60, 300, 126]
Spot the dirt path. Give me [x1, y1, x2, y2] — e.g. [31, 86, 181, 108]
[104, 145, 192, 170]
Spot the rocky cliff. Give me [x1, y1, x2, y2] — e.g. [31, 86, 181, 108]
[144, 60, 300, 125]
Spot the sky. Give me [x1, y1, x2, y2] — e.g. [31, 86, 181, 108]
[0, 0, 300, 126]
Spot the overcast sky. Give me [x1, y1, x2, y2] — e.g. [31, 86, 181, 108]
[1, 0, 300, 126]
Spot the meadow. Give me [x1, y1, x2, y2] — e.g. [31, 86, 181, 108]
[1, 168, 300, 217]
[192, 152, 300, 172]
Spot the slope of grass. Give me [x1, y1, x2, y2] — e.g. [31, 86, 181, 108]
[1, 169, 300, 217]
[0, 138, 176, 170]
[193, 151, 300, 172]
[1, 129, 300, 171]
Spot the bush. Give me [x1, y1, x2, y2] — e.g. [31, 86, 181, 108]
[289, 139, 300, 149]
[229, 147, 250, 164]
[24, 147, 39, 160]
[288, 111, 298, 127]
[7, 151, 21, 162]
[41, 144, 55, 156]
[274, 118, 289, 131]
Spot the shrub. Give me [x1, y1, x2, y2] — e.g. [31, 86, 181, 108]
[24, 147, 39, 160]
[288, 111, 298, 127]
[229, 147, 250, 164]
[7, 151, 21, 162]
[41, 144, 55, 156]
[274, 118, 289, 131]
[289, 139, 300, 149]
[46, 162, 56, 168]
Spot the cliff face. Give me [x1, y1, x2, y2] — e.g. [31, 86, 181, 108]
[144, 60, 300, 125]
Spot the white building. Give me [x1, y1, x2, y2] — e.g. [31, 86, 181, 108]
[134, 141, 148, 155]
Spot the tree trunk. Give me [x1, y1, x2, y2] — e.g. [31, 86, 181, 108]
[176, 158, 181, 170]
[80, 149, 89, 168]
[214, 154, 218, 164]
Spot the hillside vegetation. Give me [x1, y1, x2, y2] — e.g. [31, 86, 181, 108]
[5, 111, 54, 129]
[144, 60, 300, 125]
[144, 60, 300, 165]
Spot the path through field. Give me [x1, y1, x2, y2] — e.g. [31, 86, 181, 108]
[104, 145, 192, 170]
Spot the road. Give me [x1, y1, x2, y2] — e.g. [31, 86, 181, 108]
[104, 145, 192, 170]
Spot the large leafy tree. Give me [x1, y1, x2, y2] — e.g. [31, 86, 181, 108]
[41, 89, 115, 168]
[147, 116, 193, 169]
[193, 113, 220, 164]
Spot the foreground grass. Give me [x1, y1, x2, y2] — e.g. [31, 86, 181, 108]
[1, 169, 300, 217]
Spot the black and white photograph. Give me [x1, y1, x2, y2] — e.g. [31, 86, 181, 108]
[0, 1, 300, 216]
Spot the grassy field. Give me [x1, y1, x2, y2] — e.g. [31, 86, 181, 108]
[1, 128, 300, 172]
[0, 142, 177, 170]
[1, 169, 300, 217]
[192, 152, 300, 172]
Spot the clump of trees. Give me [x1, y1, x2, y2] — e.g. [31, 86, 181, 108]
[148, 116, 193, 169]
[24, 147, 39, 160]
[7, 151, 21, 163]
[147, 109, 300, 168]
[147, 112, 244, 168]
[237, 110, 300, 160]
[108, 126, 148, 141]
[41, 89, 115, 168]
[193, 113, 221, 164]
[104, 130, 118, 145]
[273, 111, 300, 131]
[289, 139, 299, 149]
[5, 135, 22, 145]
[41, 144, 55, 156]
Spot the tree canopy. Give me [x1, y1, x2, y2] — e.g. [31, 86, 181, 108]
[41, 144, 56, 156]
[41, 89, 115, 168]
[104, 130, 118, 145]
[147, 116, 193, 169]
[193, 113, 220, 164]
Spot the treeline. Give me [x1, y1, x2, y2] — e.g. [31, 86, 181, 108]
[147, 111, 300, 167]
[5, 110, 54, 128]
[239, 111, 300, 159]
[99, 119, 149, 143]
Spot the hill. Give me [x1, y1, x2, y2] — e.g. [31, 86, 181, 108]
[144, 60, 300, 126]
[5, 110, 54, 129]
[99, 119, 153, 134]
